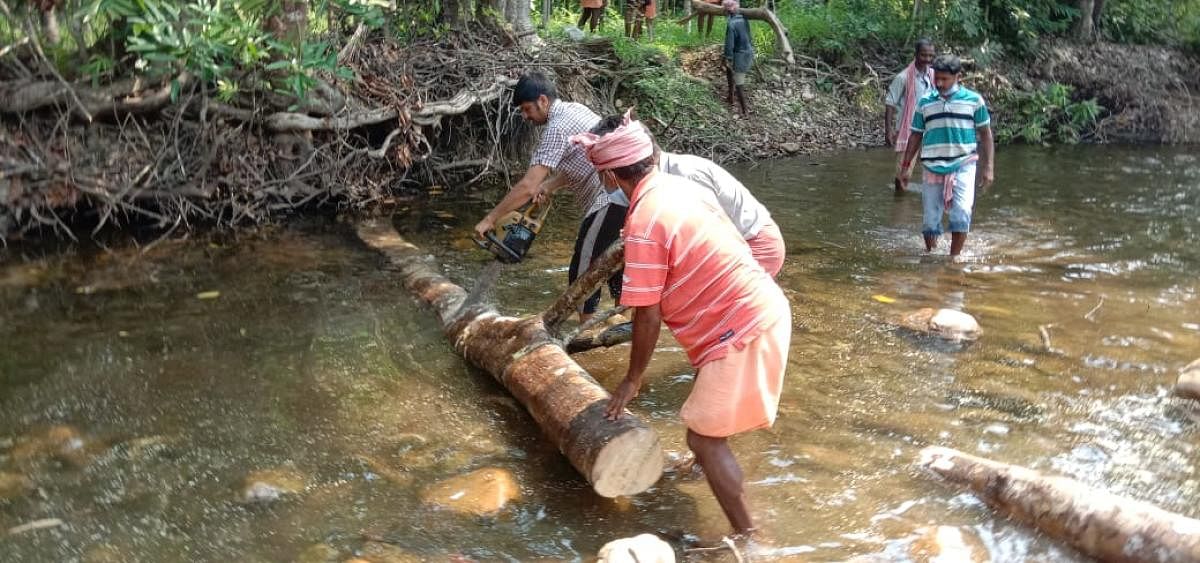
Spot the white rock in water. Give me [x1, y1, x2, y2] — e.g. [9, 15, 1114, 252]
[597, 534, 675, 563]
[1176, 358, 1200, 401]
[929, 309, 981, 341]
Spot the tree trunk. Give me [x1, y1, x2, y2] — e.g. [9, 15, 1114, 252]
[1092, 0, 1106, 34]
[507, 0, 534, 35]
[356, 221, 663, 498]
[40, 4, 61, 45]
[688, 0, 794, 65]
[919, 447, 1200, 562]
[542, 0, 552, 28]
[1074, 0, 1096, 42]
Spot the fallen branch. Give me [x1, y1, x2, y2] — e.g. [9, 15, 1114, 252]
[1038, 323, 1062, 355]
[542, 240, 625, 331]
[356, 221, 662, 498]
[918, 446, 1200, 563]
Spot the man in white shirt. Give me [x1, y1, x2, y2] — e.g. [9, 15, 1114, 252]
[591, 114, 786, 276]
[884, 38, 936, 194]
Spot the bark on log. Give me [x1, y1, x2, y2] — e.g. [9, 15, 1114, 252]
[356, 221, 663, 498]
[918, 446, 1200, 562]
[688, 1, 794, 65]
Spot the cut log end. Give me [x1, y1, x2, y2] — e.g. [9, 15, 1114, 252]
[591, 426, 664, 498]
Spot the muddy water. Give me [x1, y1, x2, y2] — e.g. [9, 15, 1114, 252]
[1, 146, 1197, 562]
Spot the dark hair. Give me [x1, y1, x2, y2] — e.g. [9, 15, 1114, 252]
[932, 54, 961, 74]
[914, 38, 934, 55]
[512, 72, 557, 106]
[610, 155, 657, 182]
[590, 114, 624, 136]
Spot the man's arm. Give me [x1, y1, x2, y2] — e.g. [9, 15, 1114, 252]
[896, 131, 922, 190]
[976, 125, 994, 190]
[474, 164, 551, 238]
[604, 303, 662, 420]
[884, 105, 897, 147]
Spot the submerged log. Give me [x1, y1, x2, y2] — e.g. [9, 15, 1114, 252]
[356, 221, 662, 497]
[918, 446, 1200, 562]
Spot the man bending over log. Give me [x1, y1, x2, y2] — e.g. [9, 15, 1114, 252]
[473, 72, 627, 322]
[590, 114, 786, 277]
[571, 115, 792, 536]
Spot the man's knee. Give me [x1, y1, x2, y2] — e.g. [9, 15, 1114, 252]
[686, 428, 724, 454]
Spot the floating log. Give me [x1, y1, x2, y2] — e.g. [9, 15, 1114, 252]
[356, 221, 662, 497]
[918, 446, 1200, 562]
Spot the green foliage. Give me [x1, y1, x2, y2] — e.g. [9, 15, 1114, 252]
[610, 37, 723, 127]
[996, 83, 1101, 144]
[1103, 0, 1200, 47]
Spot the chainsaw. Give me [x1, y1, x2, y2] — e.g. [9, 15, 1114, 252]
[474, 198, 552, 264]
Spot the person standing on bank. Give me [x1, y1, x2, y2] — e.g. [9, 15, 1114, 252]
[896, 55, 995, 257]
[473, 72, 627, 322]
[571, 117, 791, 537]
[578, 0, 605, 34]
[885, 38, 936, 194]
[722, 0, 753, 115]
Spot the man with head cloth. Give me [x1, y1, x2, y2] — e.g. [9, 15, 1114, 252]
[571, 117, 792, 536]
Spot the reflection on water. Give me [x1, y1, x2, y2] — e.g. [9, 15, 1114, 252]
[1, 146, 1198, 561]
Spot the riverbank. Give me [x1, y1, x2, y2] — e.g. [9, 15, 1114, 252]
[1, 19, 1198, 243]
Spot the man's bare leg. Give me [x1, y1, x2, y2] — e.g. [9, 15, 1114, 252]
[725, 67, 736, 107]
[735, 85, 748, 115]
[924, 233, 938, 252]
[950, 232, 967, 256]
[687, 429, 754, 533]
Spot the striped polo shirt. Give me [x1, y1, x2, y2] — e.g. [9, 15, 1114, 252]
[910, 85, 991, 175]
[621, 170, 787, 367]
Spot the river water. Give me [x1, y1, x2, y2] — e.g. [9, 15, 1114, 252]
[0, 146, 1197, 562]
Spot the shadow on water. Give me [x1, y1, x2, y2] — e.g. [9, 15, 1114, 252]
[1, 145, 1198, 561]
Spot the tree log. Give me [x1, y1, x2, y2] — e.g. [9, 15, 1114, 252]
[688, 1, 794, 65]
[542, 240, 625, 331]
[918, 446, 1200, 562]
[356, 221, 663, 498]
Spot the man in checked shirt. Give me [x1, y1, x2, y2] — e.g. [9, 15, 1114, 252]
[473, 72, 627, 322]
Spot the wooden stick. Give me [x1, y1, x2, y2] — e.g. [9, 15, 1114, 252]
[918, 446, 1200, 562]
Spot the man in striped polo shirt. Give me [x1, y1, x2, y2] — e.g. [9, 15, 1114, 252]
[473, 72, 626, 322]
[896, 54, 995, 256]
[571, 117, 791, 536]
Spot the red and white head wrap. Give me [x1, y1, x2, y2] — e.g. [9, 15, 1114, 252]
[570, 110, 654, 171]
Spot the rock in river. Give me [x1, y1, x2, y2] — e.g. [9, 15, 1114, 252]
[1176, 358, 1200, 402]
[898, 308, 981, 342]
[420, 467, 519, 516]
[240, 468, 307, 504]
[598, 533, 675, 563]
[908, 526, 989, 563]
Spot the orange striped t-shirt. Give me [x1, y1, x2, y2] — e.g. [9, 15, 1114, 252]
[621, 170, 787, 367]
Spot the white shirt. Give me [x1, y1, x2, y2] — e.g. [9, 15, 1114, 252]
[657, 151, 770, 239]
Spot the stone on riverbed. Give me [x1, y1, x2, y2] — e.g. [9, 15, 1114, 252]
[1176, 358, 1200, 402]
[898, 308, 981, 342]
[908, 526, 989, 563]
[352, 541, 425, 562]
[419, 467, 519, 516]
[9, 424, 100, 468]
[0, 471, 34, 500]
[597, 533, 675, 563]
[240, 468, 307, 504]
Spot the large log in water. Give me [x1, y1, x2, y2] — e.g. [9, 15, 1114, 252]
[356, 221, 662, 497]
[919, 446, 1200, 562]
